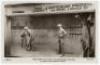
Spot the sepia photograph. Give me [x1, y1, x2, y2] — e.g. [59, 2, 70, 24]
[4, 2, 96, 62]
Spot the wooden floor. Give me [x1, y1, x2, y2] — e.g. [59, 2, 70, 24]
[10, 30, 83, 57]
[10, 38, 83, 57]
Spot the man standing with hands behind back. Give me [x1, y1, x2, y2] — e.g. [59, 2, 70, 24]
[57, 24, 67, 56]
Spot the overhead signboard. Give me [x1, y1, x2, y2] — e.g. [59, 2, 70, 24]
[5, 3, 95, 16]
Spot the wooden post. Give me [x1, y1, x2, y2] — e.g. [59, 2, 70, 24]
[5, 16, 12, 57]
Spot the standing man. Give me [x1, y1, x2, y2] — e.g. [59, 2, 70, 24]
[74, 14, 90, 57]
[21, 26, 32, 51]
[57, 24, 67, 56]
[81, 22, 89, 57]
[81, 14, 94, 57]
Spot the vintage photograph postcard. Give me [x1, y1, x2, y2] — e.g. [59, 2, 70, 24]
[3, 1, 96, 62]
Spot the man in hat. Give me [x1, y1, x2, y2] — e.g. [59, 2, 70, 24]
[57, 24, 67, 55]
[21, 26, 32, 51]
